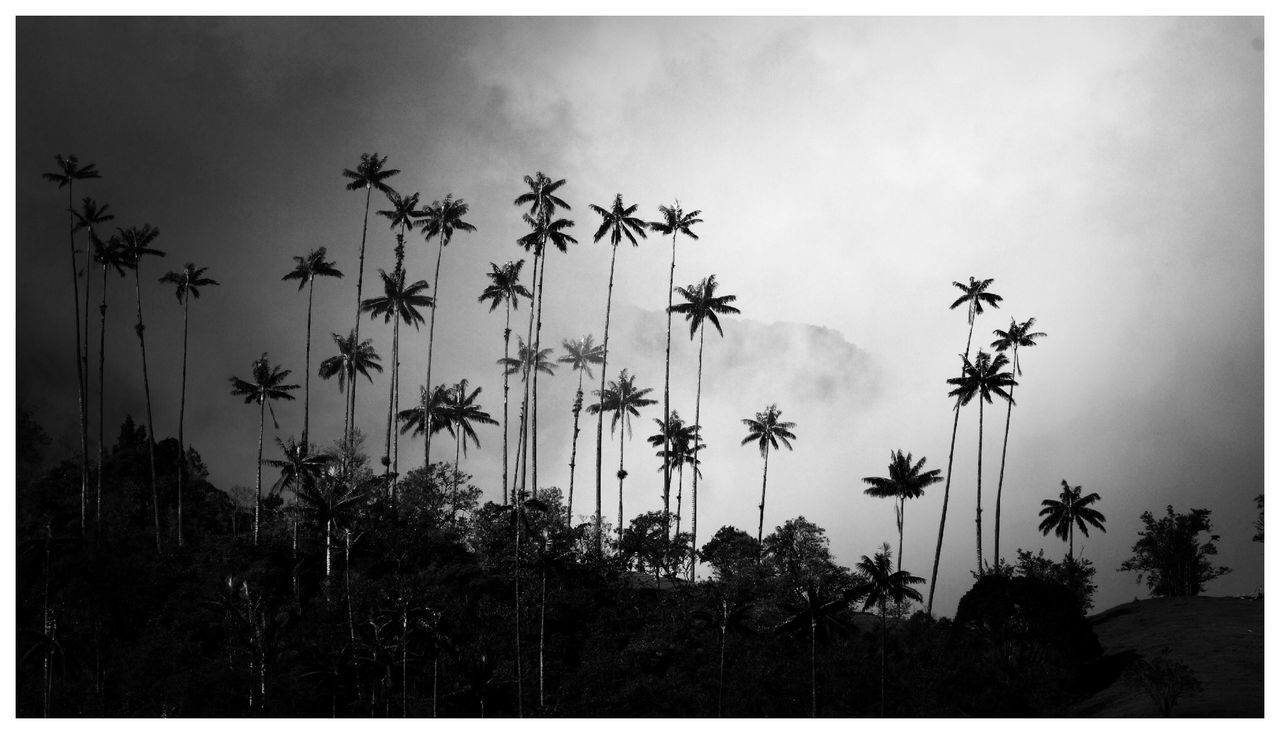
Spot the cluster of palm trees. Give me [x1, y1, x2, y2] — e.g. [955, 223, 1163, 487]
[46, 151, 1092, 623]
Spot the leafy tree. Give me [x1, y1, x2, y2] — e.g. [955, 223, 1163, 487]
[700, 526, 761, 584]
[1009, 548, 1097, 614]
[989, 317, 1046, 566]
[559, 335, 605, 521]
[1129, 647, 1203, 716]
[762, 516, 840, 587]
[1037, 479, 1106, 563]
[281, 248, 342, 449]
[621, 511, 691, 580]
[1118, 506, 1231, 597]
[229, 354, 299, 545]
[741, 404, 797, 549]
[478, 260, 532, 502]
[862, 450, 942, 571]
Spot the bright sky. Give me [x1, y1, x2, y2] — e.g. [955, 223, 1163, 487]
[14, 15, 1264, 615]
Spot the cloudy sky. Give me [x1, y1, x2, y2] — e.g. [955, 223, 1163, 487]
[15, 16, 1263, 615]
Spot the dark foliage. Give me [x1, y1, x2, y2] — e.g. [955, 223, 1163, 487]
[1118, 506, 1231, 597]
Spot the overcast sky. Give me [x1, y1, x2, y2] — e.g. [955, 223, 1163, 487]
[15, 16, 1263, 615]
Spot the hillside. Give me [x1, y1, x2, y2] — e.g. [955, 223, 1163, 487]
[1075, 596, 1263, 717]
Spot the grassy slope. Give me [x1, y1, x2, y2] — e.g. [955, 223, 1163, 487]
[1075, 595, 1263, 717]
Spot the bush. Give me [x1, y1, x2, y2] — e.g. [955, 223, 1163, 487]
[1118, 506, 1231, 597]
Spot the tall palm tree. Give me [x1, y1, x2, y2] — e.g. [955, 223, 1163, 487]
[587, 193, 647, 549]
[946, 350, 1016, 573]
[361, 266, 431, 494]
[989, 317, 1047, 566]
[853, 544, 924, 716]
[441, 379, 498, 523]
[415, 194, 477, 468]
[91, 237, 130, 527]
[928, 276, 1002, 617]
[281, 248, 343, 449]
[43, 155, 100, 534]
[741, 404, 797, 549]
[649, 201, 702, 540]
[118, 225, 166, 551]
[341, 153, 399, 445]
[298, 472, 371, 580]
[263, 438, 333, 609]
[71, 199, 115, 505]
[479, 260, 532, 503]
[318, 330, 383, 452]
[158, 263, 219, 547]
[669, 274, 739, 577]
[1038, 479, 1106, 563]
[772, 581, 856, 717]
[862, 451, 942, 572]
[587, 369, 656, 547]
[558, 334, 605, 522]
[498, 337, 557, 501]
[229, 353, 299, 545]
[647, 411, 703, 538]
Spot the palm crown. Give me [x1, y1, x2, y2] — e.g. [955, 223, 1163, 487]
[441, 379, 498, 457]
[853, 544, 925, 611]
[514, 171, 570, 220]
[95, 236, 132, 276]
[863, 450, 942, 502]
[587, 369, 656, 437]
[376, 190, 422, 232]
[518, 213, 577, 255]
[991, 317, 1047, 376]
[559, 335, 605, 377]
[670, 274, 741, 338]
[342, 152, 399, 194]
[116, 224, 165, 268]
[740, 404, 797, 457]
[263, 437, 334, 496]
[649, 201, 703, 240]
[398, 384, 454, 438]
[42, 154, 101, 188]
[230, 353, 299, 406]
[589, 194, 648, 247]
[648, 411, 704, 476]
[318, 330, 382, 394]
[361, 269, 432, 328]
[71, 197, 114, 239]
[949, 276, 1003, 325]
[946, 350, 1016, 407]
[498, 336, 557, 380]
[478, 260, 532, 313]
[160, 263, 219, 303]
[417, 194, 477, 246]
[282, 248, 342, 290]
[1038, 480, 1107, 543]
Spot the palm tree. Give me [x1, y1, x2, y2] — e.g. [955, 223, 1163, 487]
[229, 353, 299, 545]
[862, 451, 942, 572]
[772, 581, 856, 717]
[669, 274, 739, 577]
[558, 335, 605, 522]
[91, 237, 130, 527]
[397, 384, 453, 459]
[649, 201, 702, 540]
[158, 263, 219, 547]
[118, 224, 166, 551]
[341, 153, 399, 445]
[43, 155, 100, 534]
[362, 267, 431, 494]
[281, 249, 343, 449]
[1038, 479, 1106, 563]
[71, 199, 115, 516]
[587, 193, 647, 549]
[946, 350, 1016, 573]
[298, 472, 371, 581]
[587, 369, 656, 547]
[928, 276, 1002, 617]
[853, 544, 924, 716]
[415, 194, 477, 468]
[263, 438, 333, 609]
[318, 330, 383, 452]
[647, 411, 703, 538]
[498, 337, 557, 500]
[479, 260, 533, 503]
[741, 404, 797, 549]
[440, 379, 497, 523]
[989, 317, 1047, 566]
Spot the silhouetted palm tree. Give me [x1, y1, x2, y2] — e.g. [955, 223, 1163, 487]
[853, 544, 924, 716]
[441, 379, 497, 523]
[772, 581, 856, 717]
[928, 276, 1003, 616]
[318, 330, 383, 451]
[862, 451, 942, 572]
[587, 193, 647, 549]
[341, 153, 399, 445]
[118, 225, 166, 551]
[741, 404, 797, 549]
[415, 194, 476, 467]
[91, 237, 130, 527]
[947, 350, 1015, 572]
[559, 335, 605, 522]
[1038, 479, 1106, 563]
[264, 438, 333, 609]
[670, 274, 740, 577]
[71, 199, 114, 512]
[362, 267, 431, 494]
[989, 317, 1047, 566]
[499, 337, 557, 501]
[479, 260, 532, 503]
[282, 248, 342, 449]
[158, 263, 219, 547]
[43, 155, 100, 534]
[649, 201, 702, 540]
[298, 471, 371, 580]
[229, 353, 299, 545]
[587, 369, 656, 547]
[397, 384, 453, 446]
[647, 411, 703, 538]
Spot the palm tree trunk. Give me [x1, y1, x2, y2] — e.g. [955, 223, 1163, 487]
[133, 268, 161, 551]
[344, 529, 354, 644]
[594, 242, 619, 554]
[350, 185, 373, 448]
[254, 397, 265, 546]
[690, 326, 705, 580]
[518, 249, 540, 500]
[501, 303, 512, 504]
[617, 428, 626, 548]
[810, 617, 817, 718]
[717, 623, 726, 717]
[880, 603, 887, 716]
[64, 185, 88, 536]
[756, 445, 771, 550]
[177, 296, 190, 548]
[531, 244, 550, 501]
[926, 398, 964, 617]
[661, 231, 678, 541]
[512, 387, 528, 502]
[81, 227, 93, 538]
[514, 501, 524, 717]
[96, 265, 108, 529]
[303, 280, 314, 448]
[1068, 517, 1074, 565]
[897, 498, 905, 573]
[453, 428, 462, 523]
[325, 518, 332, 578]
[567, 369, 584, 524]
[539, 564, 546, 709]
[976, 397, 985, 573]
[993, 355, 1017, 568]
[423, 232, 447, 468]
[675, 464, 684, 539]
[391, 313, 401, 499]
